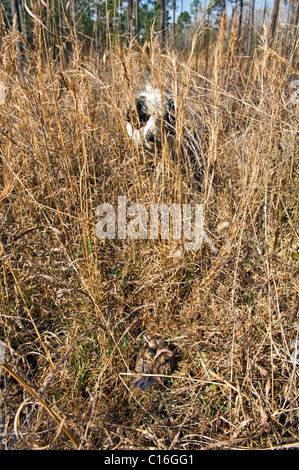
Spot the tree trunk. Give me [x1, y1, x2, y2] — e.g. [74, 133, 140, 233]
[173, 0, 176, 47]
[10, 0, 22, 33]
[247, 0, 255, 55]
[10, 0, 24, 76]
[135, 0, 139, 37]
[95, 0, 102, 51]
[19, 0, 26, 41]
[160, 0, 166, 47]
[70, 0, 78, 42]
[287, 0, 299, 64]
[127, 0, 133, 35]
[238, 0, 243, 42]
[205, 11, 210, 73]
[269, 0, 280, 47]
[263, 0, 267, 24]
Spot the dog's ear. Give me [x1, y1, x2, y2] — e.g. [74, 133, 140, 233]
[142, 41, 153, 89]
[142, 41, 151, 58]
[143, 65, 153, 88]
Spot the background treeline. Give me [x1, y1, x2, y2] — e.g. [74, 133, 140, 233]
[2, 1, 299, 63]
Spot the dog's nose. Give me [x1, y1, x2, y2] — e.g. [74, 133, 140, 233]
[146, 132, 155, 143]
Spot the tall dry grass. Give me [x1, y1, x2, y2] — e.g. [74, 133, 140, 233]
[0, 21, 298, 450]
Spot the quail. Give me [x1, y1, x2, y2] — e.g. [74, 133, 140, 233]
[132, 333, 174, 391]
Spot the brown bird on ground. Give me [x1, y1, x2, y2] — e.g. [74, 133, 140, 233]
[132, 333, 174, 391]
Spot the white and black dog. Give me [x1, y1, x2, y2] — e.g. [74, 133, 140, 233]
[126, 65, 176, 154]
[126, 63, 206, 186]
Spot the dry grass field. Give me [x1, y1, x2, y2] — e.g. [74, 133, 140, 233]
[0, 21, 298, 450]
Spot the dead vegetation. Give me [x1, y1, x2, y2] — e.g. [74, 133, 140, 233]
[0, 23, 298, 450]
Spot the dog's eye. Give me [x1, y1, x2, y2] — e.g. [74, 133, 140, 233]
[139, 111, 150, 124]
[136, 99, 150, 125]
[127, 108, 150, 127]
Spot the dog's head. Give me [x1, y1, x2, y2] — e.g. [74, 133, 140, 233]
[126, 66, 175, 153]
